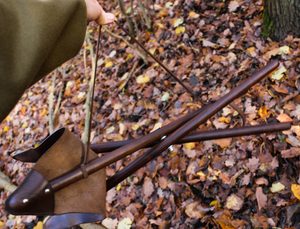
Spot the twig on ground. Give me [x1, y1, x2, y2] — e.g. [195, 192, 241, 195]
[103, 27, 147, 63]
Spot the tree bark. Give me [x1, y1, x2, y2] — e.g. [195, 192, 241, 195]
[263, 0, 300, 41]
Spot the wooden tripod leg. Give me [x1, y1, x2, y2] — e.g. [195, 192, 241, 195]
[106, 122, 290, 190]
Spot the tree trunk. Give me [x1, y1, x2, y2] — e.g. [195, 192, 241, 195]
[263, 0, 300, 41]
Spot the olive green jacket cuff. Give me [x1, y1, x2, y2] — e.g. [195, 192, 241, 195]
[0, 0, 87, 122]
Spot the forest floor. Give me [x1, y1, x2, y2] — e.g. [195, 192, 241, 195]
[0, 0, 300, 228]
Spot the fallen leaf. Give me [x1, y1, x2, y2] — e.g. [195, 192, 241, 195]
[270, 182, 285, 193]
[211, 138, 232, 148]
[277, 113, 293, 123]
[218, 116, 231, 124]
[203, 39, 217, 48]
[143, 177, 154, 198]
[33, 222, 43, 229]
[151, 122, 162, 132]
[291, 105, 300, 119]
[105, 59, 113, 68]
[246, 47, 256, 57]
[272, 84, 289, 94]
[188, 11, 200, 19]
[185, 202, 211, 218]
[270, 66, 287, 80]
[258, 106, 270, 121]
[225, 194, 243, 211]
[264, 45, 291, 59]
[256, 187, 267, 210]
[173, 18, 184, 27]
[255, 177, 269, 186]
[291, 184, 300, 200]
[228, 1, 240, 12]
[117, 218, 132, 229]
[184, 142, 196, 150]
[175, 26, 186, 35]
[215, 210, 246, 229]
[287, 135, 300, 147]
[246, 157, 259, 172]
[281, 147, 300, 158]
[161, 92, 170, 102]
[136, 75, 150, 84]
[158, 177, 168, 189]
[102, 218, 118, 229]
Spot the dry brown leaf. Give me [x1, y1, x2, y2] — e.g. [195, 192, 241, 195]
[281, 147, 300, 158]
[246, 157, 259, 173]
[225, 194, 243, 211]
[277, 113, 293, 123]
[185, 202, 211, 219]
[271, 84, 289, 94]
[256, 187, 267, 211]
[143, 177, 154, 199]
[215, 210, 246, 229]
[228, 1, 240, 12]
[211, 138, 232, 148]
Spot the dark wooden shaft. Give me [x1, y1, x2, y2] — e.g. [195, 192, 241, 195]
[50, 60, 279, 191]
[106, 122, 291, 189]
[91, 122, 291, 153]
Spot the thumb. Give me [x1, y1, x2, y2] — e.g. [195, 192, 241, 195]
[97, 7, 116, 25]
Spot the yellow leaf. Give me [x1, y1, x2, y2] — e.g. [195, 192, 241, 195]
[132, 123, 140, 131]
[40, 108, 48, 117]
[34, 222, 43, 229]
[126, 53, 134, 61]
[22, 122, 28, 129]
[246, 47, 256, 57]
[3, 126, 9, 133]
[219, 116, 231, 124]
[136, 75, 150, 84]
[270, 66, 287, 80]
[189, 11, 200, 19]
[184, 142, 196, 150]
[210, 200, 221, 208]
[173, 18, 184, 27]
[175, 26, 186, 35]
[105, 60, 113, 68]
[151, 122, 162, 132]
[278, 45, 291, 55]
[116, 183, 122, 191]
[291, 184, 300, 200]
[258, 106, 270, 121]
[0, 221, 4, 229]
[270, 182, 285, 193]
[149, 48, 157, 55]
[196, 171, 206, 180]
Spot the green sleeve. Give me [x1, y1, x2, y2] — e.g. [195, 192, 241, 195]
[0, 0, 87, 122]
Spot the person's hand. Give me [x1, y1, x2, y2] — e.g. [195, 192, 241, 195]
[85, 0, 115, 25]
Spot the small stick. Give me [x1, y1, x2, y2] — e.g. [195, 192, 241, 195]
[82, 26, 102, 165]
[116, 22, 195, 96]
